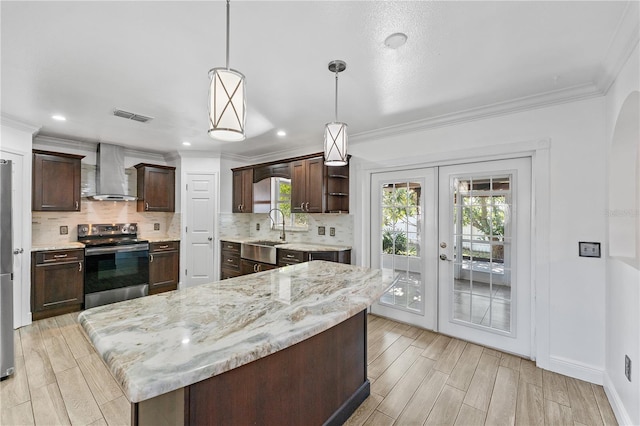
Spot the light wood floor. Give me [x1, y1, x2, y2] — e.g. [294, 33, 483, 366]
[1, 313, 617, 426]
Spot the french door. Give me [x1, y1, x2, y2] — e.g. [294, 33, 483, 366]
[371, 158, 532, 357]
[370, 168, 438, 330]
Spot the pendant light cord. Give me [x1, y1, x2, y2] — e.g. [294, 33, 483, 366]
[334, 70, 339, 122]
[226, 0, 230, 70]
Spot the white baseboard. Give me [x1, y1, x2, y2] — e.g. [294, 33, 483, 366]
[548, 355, 604, 384]
[603, 372, 633, 426]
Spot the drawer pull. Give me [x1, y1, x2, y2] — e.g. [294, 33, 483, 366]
[285, 254, 296, 258]
[150, 254, 154, 262]
[53, 254, 68, 259]
[227, 245, 234, 249]
[159, 245, 169, 249]
[78, 262, 82, 272]
[227, 258, 234, 263]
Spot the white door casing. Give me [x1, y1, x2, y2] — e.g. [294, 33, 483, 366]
[184, 173, 216, 288]
[438, 157, 532, 357]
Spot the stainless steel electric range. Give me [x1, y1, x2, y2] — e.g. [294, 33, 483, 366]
[78, 223, 149, 309]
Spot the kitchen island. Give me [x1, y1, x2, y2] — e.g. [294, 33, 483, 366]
[78, 261, 393, 425]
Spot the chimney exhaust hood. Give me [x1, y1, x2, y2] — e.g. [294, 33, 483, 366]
[89, 143, 137, 201]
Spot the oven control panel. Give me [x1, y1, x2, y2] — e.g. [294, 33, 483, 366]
[78, 223, 138, 238]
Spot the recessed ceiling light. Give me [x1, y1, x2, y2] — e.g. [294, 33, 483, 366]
[277, 130, 286, 137]
[51, 115, 66, 121]
[384, 32, 408, 49]
[182, 141, 191, 146]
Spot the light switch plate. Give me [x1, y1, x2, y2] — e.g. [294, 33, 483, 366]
[318, 226, 325, 235]
[579, 241, 600, 258]
[59, 226, 68, 235]
[154, 223, 160, 231]
[256, 223, 260, 231]
[330, 227, 335, 237]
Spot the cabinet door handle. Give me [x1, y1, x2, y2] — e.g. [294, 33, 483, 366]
[145, 202, 149, 211]
[253, 264, 257, 273]
[53, 254, 68, 258]
[306, 202, 310, 211]
[78, 262, 82, 272]
[300, 203, 305, 210]
[75, 201, 79, 210]
[257, 264, 261, 272]
[150, 254, 154, 262]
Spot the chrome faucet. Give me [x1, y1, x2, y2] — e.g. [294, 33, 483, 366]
[268, 208, 286, 241]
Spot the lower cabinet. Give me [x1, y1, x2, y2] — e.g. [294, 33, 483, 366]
[32, 249, 84, 320]
[240, 259, 276, 275]
[149, 241, 180, 295]
[220, 241, 242, 280]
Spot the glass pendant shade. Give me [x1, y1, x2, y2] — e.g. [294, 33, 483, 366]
[208, 67, 246, 141]
[324, 121, 348, 166]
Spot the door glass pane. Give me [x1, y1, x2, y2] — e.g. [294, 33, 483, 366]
[452, 175, 512, 332]
[379, 181, 423, 314]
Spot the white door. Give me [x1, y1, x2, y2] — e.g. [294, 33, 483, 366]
[1, 151, 26, 328]
[370, 168, 438, 330]
[184, 173, 216, 287]
[438, 158, 532, 356]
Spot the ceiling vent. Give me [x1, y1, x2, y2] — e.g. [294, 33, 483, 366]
[113, 108, 153, 123]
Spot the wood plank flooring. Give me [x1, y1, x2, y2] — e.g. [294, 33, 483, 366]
[1, 313, 617, 426]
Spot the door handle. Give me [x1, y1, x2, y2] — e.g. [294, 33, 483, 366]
[13, 248, 23, 254]
[208, 237, 213, 241]
[439, 254, 452, 262]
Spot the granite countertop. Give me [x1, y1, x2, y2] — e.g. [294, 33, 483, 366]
[220, 237, 351, 251]
[145, 237, 180, 243]
[79, 261, 392, 403]
[31, 242, 85, 252]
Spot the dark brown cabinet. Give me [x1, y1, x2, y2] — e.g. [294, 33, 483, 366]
[291, 157, 324, 213]
[220, 241, 242, 280]
[149, 241, 180, 295]
[31, 249, 84, 320]
[32, 150, 84, 212]
[325, 163, 350, 213]
[232, 169, 253, 213]
[134, 163, 176, 212]
[240, 259, 276, 275]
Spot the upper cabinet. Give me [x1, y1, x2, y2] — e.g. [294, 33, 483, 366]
[291, 157, 324, 213]
[232, 153, 349, 214]
[232, 168, 253, 213]
[134, 163, 175, 212]
[32, 150, 84, 211]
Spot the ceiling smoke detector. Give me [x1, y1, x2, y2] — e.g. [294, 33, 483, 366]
[112, 108, 153, 123]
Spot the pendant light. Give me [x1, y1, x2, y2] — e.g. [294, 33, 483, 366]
[324, 60, 348, 166]
[208, 0, 246, 141]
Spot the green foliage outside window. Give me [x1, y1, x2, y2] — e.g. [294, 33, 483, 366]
[381, 186, 418, 256]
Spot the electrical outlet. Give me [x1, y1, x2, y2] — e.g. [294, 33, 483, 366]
[59, 226, 68, 235]
[256, 223, 260, 231]
[154, 223, 160, 231]
[625, 355, 632, 382]
[318, 226, 325, 235]
[330, 227, 335, 237]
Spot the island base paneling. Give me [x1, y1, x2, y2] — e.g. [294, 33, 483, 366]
[133, 310, 368, 426]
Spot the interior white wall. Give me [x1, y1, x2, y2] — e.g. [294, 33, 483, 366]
[1, 119, 38, 327]
[349, 96, 608, 384]
[603, 42, 640, 426]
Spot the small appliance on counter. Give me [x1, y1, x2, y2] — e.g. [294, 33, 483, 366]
[78, 223, 149, 309]
[0, 159, 15, 380]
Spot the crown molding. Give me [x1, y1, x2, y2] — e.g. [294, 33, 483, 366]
[350, 82, 601, 144]
[1, 114, 41, 134]
[597, 1, 640, 94]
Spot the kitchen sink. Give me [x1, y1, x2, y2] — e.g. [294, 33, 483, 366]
[241, 240, 285, 264]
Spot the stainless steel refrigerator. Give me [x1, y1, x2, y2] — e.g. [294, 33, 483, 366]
[0, 159, 14, 380]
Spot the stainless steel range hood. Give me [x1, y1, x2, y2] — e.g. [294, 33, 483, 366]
[89, 143, 137, 201]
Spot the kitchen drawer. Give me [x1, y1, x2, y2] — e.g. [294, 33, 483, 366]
[221, 269, 242, 280]
[35, 249, 84, 264]
[221, 252, 240, 271]
[150, 241, 179, 252]
[277, 249, 306, 265]
[220, 241, 241, 254]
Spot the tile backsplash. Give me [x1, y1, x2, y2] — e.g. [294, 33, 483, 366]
[219, 213, 353, 247]
[32, 200, 180, 245]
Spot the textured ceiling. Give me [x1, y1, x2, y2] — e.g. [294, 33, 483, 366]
[1, 1, 635, 160]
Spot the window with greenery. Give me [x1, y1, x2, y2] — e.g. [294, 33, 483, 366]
[271, 178, 308, 230]
[381, 182, 420, 256]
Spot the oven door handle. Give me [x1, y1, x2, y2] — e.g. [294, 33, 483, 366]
[85, 244, 150, 256]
